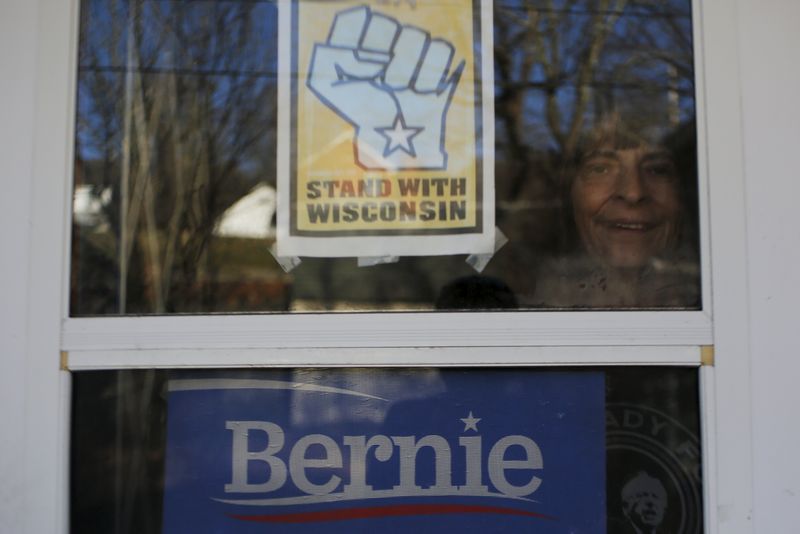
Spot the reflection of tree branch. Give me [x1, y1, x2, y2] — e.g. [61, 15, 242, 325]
[664, 12, 693, 53]
[128, 52, 166, 312]
[543, 0, 566, 149]
[75, 1, 276, 313]
[563, 0, 628, 155]
[118, 5, 135, 314]
[496, 0, 692, 160]
[159, 65, 185, 307]
[494, 3, 542, 203]
[635, 0, 693, 53]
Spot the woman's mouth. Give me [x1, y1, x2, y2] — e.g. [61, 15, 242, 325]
[599, 219, 657, 232]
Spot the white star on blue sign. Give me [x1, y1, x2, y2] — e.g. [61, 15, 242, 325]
[460, 411, 481, 432]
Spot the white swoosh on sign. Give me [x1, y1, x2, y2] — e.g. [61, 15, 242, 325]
[168, 378, 387, 401]
[214, 487, 537, 507]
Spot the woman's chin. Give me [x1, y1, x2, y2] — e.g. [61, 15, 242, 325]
[596, 248, 654, 270]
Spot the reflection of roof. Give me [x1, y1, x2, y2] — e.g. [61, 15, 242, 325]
[73, 185, 110, 228]
[214, 184, 276, 239]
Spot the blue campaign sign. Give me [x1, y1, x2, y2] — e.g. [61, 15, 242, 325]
[162, 369, 605, 533]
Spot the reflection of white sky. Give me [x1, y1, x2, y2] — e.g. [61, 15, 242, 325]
[289, 369, 446, 427]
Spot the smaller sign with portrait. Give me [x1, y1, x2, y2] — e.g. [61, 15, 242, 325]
[162, 369, 605, 533]
[275, 0, 495, 257]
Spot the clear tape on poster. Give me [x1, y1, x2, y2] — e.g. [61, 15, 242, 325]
[269, 243, 302, 273]
[272, 228, 504, 272]
[466, 227, 507, 273]
[357, 256, 400, 267]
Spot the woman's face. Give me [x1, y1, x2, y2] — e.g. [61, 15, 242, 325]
[571, 144, 682, 268]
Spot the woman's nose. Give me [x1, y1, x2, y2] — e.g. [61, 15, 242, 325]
[614, 166, 647, 203]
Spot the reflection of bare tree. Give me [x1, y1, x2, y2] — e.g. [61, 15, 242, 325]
[494, 0, 694, 204]
[74, 0, 276, 313]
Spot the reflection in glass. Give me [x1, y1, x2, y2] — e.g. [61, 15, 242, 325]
[71, 0, 699, 314]
[72, 0, 281, 314]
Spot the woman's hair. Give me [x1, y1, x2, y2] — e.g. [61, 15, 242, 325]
[566, 115, 670, 169]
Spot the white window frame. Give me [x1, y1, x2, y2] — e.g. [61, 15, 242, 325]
[19, 0, 752, 532]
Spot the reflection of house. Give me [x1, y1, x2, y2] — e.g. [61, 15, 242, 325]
[213, 184, 276, 239]
[73, 185, 110, 230]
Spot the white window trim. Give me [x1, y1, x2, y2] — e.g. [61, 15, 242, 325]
[66, 345, 706, 371]
[19, 0, 753, 532]
[62, 313, 713, 367]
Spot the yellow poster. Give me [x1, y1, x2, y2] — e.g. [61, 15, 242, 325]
[277, 0, 494, 258]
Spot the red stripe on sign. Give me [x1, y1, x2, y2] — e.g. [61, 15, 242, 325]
[228, 504, 556, 523]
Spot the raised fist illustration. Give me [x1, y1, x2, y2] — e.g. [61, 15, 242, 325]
[307, 5, 465, 170]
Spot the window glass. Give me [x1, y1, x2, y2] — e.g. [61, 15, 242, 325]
[71, 366, 702, 532]
[71, 0, 699, 314]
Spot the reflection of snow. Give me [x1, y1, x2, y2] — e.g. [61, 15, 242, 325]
[214, 184, 276, 239]
[73, 185, 110, 230]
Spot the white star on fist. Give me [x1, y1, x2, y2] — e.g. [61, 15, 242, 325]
[376, 114, 423, 157]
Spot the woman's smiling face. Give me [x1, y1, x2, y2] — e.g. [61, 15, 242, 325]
[571, 144, 682, 268]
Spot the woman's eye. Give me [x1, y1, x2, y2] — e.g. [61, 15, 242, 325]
[644, 161, 676, 178]
[589, 164, 608, 174]
[583, 161, 613, 176]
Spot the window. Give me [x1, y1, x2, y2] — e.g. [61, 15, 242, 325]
[71, 0, 704, 314]
[29, 0, 750, 532]
[71, 366, 703, 533]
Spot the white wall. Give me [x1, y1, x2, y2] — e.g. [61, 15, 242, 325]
[0, 1, 39, 533]
[738, 0, 800, 531]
